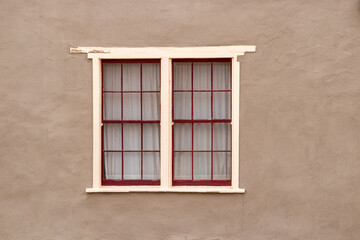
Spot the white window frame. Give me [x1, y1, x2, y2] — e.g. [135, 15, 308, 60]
[70, 46, 256, 193]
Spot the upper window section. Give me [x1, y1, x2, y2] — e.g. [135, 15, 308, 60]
[173, 59, 231, 121]
[103, 60, 160, 122]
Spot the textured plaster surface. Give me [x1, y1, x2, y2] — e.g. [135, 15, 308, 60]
[1, 0, 360, 239]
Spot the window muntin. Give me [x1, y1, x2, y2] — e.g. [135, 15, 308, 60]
[102, 59, 161, 185]
[172, 59, 232, 186]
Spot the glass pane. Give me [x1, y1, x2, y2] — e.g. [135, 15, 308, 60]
[213, 123, 231, 151]
[174, 152, 192, 180]
[123, 124, 141, 150]
[174, 123, 192, 151]
[193, 62, 211, 90]
[143, 124, 160, 151]
[174, 92, 191, 119]
[142, 93, 160, 120]
[194, 123, 211, 151]
[123, 152, 141, 180]
[143, 152, 160, 180]
[123, 63, 140, 91]
[104, 152, 122, 180]
[103, 93, 121, 120]
[173, 62, 191, 90]
[142, 63, 160, 91]
[213, 92, 230, 119]
[104, 124, 122, 150]
[193, 92, 211, 119]
[193, 152, 211, 180]
[103, 63, 122, 91]
[213, 152, 231, 180]
[123, 93, 141, 120]
[213, 62, 230, 90]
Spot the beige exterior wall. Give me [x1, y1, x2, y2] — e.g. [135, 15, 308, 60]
[1, 0, 360, 239]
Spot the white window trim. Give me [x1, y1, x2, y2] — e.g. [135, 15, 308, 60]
[70, 46, 256, 193]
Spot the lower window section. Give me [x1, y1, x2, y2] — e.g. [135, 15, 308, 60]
[172, 123, 232, 186]
[102, 123, 160, 186]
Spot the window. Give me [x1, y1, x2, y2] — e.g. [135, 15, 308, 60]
[70, 46, 256, 193]
[172, 59, 232, 186]
[102, 60, 161, 186]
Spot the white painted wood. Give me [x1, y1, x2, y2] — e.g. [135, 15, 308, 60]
[160, 58, 172, 188]
[92, 58, 102, 188]
[231, 57, 240, 189]
[86, 187, 245, 193]
[70, 46, 255, 59]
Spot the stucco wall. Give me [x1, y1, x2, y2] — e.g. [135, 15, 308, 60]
[1, 0, 360, 239]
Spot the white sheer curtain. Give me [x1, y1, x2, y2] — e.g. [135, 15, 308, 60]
[173, 61, 231, 181]
[103, 62, 160, 180]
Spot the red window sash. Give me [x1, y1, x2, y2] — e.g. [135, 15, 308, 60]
[101, 59, 161, 186]
[172, 59, 232, 186]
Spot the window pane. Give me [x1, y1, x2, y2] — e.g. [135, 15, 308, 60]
[142, 93, 160, 120]
[143, 124, 160, 151]
[104, 124, 122, 150]
[193, 152, 211, 180]
[193, 92, 211, 119]
[103, 93, 121, 120]
[213, 123, 231, 151]
[104, 152, 122, 180]
[143, 152, 160, 180]
[174, 92, 191, 119]
[123, 124, 141, 150]
[193, 62, 211, 90]
[174, 123, 192, 151]
[213, 62, 230, 90]
[213, 152, 231, 180]
[174, 152, 192, 180]
[123, 63, 140, 91]
[123, 152, 141, 180]
[142, 63, 160, 91]
[213, 92, 230, 119]
[173, 62, 191, 90]
[194, 123, 211, 151]
[103, 63, 122, 91]
[123, 93, 141, 120]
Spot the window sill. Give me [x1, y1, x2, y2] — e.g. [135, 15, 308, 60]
[86, 186, 245, 194]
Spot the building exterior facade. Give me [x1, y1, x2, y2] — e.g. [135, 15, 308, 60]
[1, 0, 360, 239]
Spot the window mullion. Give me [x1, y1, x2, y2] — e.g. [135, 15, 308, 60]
[93, 57, 102, 188]
[160, 57, 172, 188]
[231, 57, 240, 189]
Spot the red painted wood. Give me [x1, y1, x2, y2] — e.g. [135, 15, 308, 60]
[191, 62, 194, 181]
[172, 180, 231, 186]
[103, 180, 160, 186]
[173, 119, 231, 123]
[211, 62, 214, 181]
[173, 90, 230, 93]
[103, 120, 160, 124]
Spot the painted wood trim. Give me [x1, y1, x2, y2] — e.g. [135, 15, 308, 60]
[70, 46, 255, 59]
[231, 57, 240, 189]
[75, 46, 256, 193]
[86, 187, 245, 194]
[92, 58, 102, 188]
[160, 58, 172, 188]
